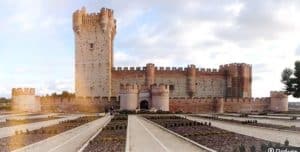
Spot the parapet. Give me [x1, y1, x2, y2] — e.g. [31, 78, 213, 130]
[219, 63, 252, 70]
[151, 83, 169, 94]
[73, 7, 116, 34]
[12, 88, 35, 96]
[112, 66, 145, 72]
[119, 83, 139, 94]
[270, 91, 287, 98]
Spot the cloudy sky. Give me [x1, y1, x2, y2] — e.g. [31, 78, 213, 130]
[0, 0, 300, 101]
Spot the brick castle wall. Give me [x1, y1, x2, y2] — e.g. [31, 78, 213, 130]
[169, 97, 273, 113]
[40, 96, 119, 113]
[73, 7, 252, 99]
[111, 63, 251, 99]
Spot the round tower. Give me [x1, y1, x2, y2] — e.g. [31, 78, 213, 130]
[119, 84, 139, 110]
[12, 88, 41, 112]
[187, 64, 196, 97]
[269, 91, 288, 112]
[146, 63, 155, 87]
[151, 84, 169, 111]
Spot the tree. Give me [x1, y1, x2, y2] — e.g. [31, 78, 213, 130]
[281, 61, 300, 97]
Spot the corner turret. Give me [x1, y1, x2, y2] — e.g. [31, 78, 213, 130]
[269, 91, 288, 112]
[220, 63, 252, 98]
[151, 84, 169, 111]
[119, 84, 139, 110]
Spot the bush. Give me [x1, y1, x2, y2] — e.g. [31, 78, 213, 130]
[250, 145, 256, 152]
[284, 139, 289, 146]
[240, 113, 248, 117]
[261, 143, 267, 152]
[239, 144, 246, 152]
[175, 110, 183, 114]
[267, 142, 273, 148]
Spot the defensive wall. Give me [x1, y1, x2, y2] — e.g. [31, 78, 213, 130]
[111, 63, 252, 99]
[39, 91, 287, 113]
[169, 91, 287, 113]
[40, 96, 119, 113]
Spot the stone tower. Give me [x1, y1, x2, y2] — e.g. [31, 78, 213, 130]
[220, 63, 252, 98]
[73, 7, 116, 97]
[12, 88, 41, 112]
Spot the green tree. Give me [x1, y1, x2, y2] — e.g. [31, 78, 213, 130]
[281, 61, 300, 97]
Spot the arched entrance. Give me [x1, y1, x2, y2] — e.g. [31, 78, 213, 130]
[140, 100, 149, 109]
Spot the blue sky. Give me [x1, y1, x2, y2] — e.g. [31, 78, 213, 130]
[0, 0, 300, 101]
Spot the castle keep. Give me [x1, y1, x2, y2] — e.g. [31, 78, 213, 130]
[71, 7, 287, 112]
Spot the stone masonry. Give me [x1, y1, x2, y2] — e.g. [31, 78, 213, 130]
[73, 7, 251, 99]
[71, 7, 288, 113]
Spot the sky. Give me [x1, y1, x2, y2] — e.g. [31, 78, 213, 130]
[0, 0, 300, 101]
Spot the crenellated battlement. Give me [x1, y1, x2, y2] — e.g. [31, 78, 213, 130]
[119, 83, 139, 94]
[219, 63, 252, 70]
[169, 97, 270, 103]
[270, 91, 287, 98]
[73, 7, 116, 34]
[113, 65, 224, 74]
[112, 66, 145, 72]
[151, 83, 169, 93]
[12, 88, 35, 96]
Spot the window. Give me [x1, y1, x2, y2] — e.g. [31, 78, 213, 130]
[89, 43, 94, 50]
[169, 85, 175, 91]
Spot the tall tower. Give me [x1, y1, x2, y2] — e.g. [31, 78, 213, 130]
[73, 7, 116, 97]
[220, 63, 252, 98]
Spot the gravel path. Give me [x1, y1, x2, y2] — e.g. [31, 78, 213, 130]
[186, 115, 300, 147]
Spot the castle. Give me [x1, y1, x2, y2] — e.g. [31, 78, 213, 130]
[10, 7, 288, 113]
[72, 7, 288, 112]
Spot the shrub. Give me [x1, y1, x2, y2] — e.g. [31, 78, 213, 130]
[267, 142, 273, 148]
[239, 144, 246, 152]
[284, 139, 289, 146]
[250, 145, 256, 152]
[260, 143, 267, 152]
[290, 116, 297, 120]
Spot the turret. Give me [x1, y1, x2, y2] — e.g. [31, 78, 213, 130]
[12, 88, 35, 96]
[187, 64, 196, 97]
[11, 88, 40, 112]
[151, 84, 169, 111]
[220, 63, 252, 98]
[269, 91, 288, 112]
[146, 63, 155, 87]
[119, 84, 139, 110]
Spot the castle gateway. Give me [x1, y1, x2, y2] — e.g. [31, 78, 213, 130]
[73, 7, 287, 112]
